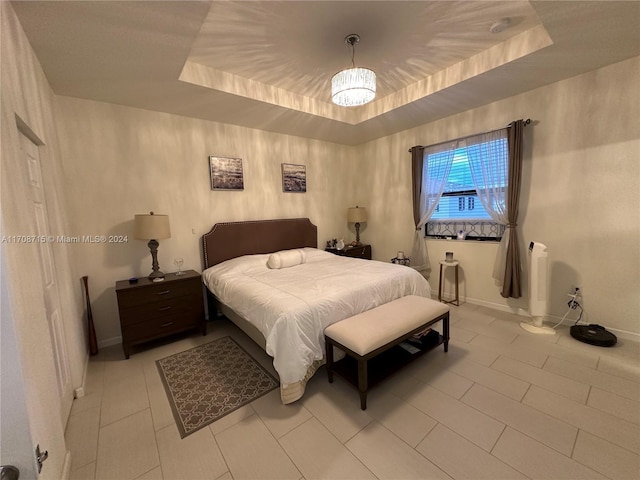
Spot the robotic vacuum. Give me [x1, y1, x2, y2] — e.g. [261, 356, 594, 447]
[570, 324, 617, 347]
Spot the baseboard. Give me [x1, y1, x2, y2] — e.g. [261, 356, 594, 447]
[430, 292, 640, 343]
[431, 291, 529, 317]
[462, 295, 529, 318]
[97, 335, 122, 348]
[75, 350, 91, 399]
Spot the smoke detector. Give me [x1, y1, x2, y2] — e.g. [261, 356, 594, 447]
[490, 17, 511, 34]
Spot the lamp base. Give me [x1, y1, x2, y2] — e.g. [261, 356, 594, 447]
[148, 270, 165, 281]
[147, 239, 165, 280]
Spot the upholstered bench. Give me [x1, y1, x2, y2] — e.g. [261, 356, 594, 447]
[324, 295, 450, 410]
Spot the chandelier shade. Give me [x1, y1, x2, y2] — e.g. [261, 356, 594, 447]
[331, 68, 376, 107]
[331, 34, 376, 107]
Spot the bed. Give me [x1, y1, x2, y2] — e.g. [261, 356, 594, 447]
[201, 218, 431, 403]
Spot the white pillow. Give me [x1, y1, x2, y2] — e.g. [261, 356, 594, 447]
[267, 249, 306, 269]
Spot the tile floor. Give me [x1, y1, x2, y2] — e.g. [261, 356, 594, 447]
[66, 303, 640, 480]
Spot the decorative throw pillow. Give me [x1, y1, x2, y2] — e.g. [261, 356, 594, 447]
[267, 249, 306, 269]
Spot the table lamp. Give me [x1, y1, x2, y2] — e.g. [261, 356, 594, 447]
[347, 206, 367, 246]
[134, 212, 171, 280]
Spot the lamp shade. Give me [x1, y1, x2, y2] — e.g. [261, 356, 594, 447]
[347, 206, 368, 223]
[134, 212, 171, 240]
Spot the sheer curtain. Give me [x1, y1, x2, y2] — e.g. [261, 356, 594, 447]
[463, 129, 510, 287]
[410, 142, 457, 279]
[464, 122, 523, 298]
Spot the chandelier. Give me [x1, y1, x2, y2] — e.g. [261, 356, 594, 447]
[331, 34, 376, 107]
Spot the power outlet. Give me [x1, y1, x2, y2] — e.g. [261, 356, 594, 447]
[568, 286, 581, 309]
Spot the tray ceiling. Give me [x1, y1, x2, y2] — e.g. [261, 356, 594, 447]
[10, 1, 640, 145]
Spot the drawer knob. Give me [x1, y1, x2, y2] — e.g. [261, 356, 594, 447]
[158, 306, 172, 311]
[160, 321, 174, 327]
[156, 290, 171, 295]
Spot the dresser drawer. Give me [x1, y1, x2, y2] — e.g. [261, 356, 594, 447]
[116, 276, 201, 308]
[122, 311, 201, 344]
[118, 294, 203, 326]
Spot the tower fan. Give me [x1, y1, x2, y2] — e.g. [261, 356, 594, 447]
[520, 241, 556, 335]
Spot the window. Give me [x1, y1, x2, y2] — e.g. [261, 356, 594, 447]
[426, 138, 507, 240]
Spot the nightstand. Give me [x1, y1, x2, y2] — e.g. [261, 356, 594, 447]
[325, 244, 372, 260]
[115, 270, 205, 358]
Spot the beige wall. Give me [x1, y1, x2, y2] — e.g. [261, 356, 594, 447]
[54, 98, 361, 344]
[9, 0, 638, 361]
[55, 56, 640, 344]
[358, 56, 640, 338]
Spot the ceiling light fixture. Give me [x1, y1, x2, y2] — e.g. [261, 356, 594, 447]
[331, 34, 376, 107]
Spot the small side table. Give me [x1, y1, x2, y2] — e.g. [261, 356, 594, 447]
[438, 260, 460, 306]
[325, 244, 372, 260]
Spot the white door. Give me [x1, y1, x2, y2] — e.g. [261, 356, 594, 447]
[20, 130, 74, 424]
[0, 245, 38, 479]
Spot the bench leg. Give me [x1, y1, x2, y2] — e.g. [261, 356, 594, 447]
[325, 338, 334, 383]
[358, 359, 368, 410]
[443, 313, 450, 353]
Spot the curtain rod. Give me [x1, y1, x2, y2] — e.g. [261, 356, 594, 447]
[408, 118, 532, 153]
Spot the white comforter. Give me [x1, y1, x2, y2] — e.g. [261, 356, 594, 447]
[202, 248, 431, 386]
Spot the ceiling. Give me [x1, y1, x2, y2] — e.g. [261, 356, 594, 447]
[10, 1, 640, 145]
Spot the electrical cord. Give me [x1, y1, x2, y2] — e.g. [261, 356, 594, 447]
[572, 303, 584, 325]
[551, 305, 574, 329]
[551, 292, 583, 329]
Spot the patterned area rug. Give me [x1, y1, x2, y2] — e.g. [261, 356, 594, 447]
[156, 336, 278, 438]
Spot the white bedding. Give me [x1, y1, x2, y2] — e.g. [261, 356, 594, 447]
[202, 248, 431, 387]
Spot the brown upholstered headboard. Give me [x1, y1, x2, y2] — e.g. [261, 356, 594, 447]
[201, 218, 318, 269]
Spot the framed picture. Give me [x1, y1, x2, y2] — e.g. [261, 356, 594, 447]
[281, 163, 306, 193]
[209, 156, 244, 190]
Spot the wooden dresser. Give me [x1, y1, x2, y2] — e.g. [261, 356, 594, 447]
[325, 244, 372, 260]
[115, 270, 205, 358]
